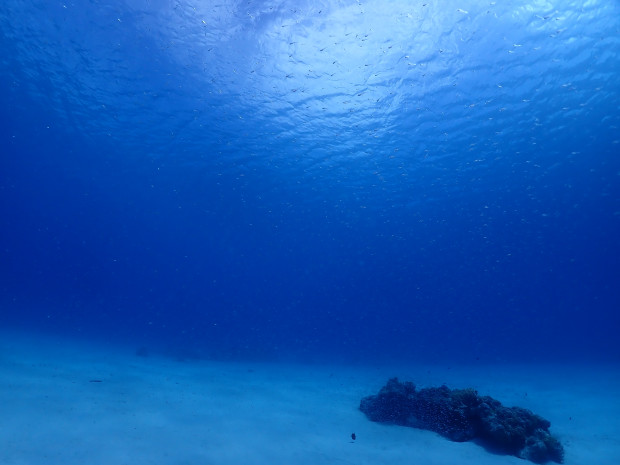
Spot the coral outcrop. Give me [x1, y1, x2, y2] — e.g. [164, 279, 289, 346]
[360, 378, 564, 463]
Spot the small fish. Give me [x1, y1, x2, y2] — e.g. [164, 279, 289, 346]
[351, 433, 356, 441]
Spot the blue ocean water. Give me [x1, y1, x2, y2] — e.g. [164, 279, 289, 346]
[1, 0, 618, 364]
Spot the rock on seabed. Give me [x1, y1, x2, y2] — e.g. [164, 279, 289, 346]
[360, 378, 564, 464]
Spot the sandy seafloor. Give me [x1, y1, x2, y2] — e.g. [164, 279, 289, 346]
[1, 331, 618, 465]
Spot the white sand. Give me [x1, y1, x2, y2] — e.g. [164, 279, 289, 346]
[0, 332, 618, 465]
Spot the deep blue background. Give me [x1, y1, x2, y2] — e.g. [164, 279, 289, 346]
[1, 0, 619, 363]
